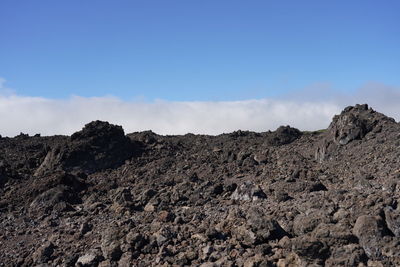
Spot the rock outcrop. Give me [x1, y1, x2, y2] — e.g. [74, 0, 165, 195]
[35, 121, 138, 175]
[315, 104, 395, 162]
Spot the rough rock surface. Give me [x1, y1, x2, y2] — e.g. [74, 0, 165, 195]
[1, 105, 400, 266]
[315, 104, 394, 162]
[35, 120, 139, 175]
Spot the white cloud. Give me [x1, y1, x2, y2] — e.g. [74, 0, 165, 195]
[0, 78, 399, 137]
[351, 82, 400, 121]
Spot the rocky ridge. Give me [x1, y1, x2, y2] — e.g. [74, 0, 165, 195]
[1, 104, 400, 266]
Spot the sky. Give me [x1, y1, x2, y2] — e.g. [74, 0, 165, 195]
[0, 0, 399, 136]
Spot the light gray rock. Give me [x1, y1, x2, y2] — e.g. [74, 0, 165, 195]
[76, 249, 103, 267]
[230, 181, 266, 201]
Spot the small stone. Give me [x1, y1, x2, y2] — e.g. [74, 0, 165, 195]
[278, 236, 291, 249]
[76, 249, 103, 267]
[79, 221, 92, 236]
[144, 203, 155, 212]
[118, 252, 133, 267]
[202, 245, 214, 259]
[230, 181, 267, 201]
[126, 232, 147, 251]
[158, 210, 174, 222]
[154, 232, 168, 246]
[98, 259, 112, 267]
[32, 242, 55, 263]
[253, 153, 268, 164]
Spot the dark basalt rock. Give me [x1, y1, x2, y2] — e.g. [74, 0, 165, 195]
[266, 125, 302, 146]
[29, 185, 78, 216]
[325, 244, 367, 267]
[315, 104, 395, 162]
[35, 121, 139, 175]
[31, 241, 55, 264]
[291, 236, 330, 261]
[384, 206, 400, 237]
[332, 104, 375, 145]
[0, 166, 7, 187]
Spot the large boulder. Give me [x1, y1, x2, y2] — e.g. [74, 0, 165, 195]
[353, 215, 385, 260]
[293, 210, 332, 236]
[231, 206, 287, 246]
[329, 104, 375, 145]
[101, 226, 123, 261]
[29, 185, 78, 216]
[291, 236, 330, 262]
[31, 242, 55, 264]
[384, 206, 400, 237]
[76, 248, 104, 267]
[315, 104, 395, 162]
[35, 121, 138, 175]
[266, 126, 302, 146]
[325, 244, 367, 266]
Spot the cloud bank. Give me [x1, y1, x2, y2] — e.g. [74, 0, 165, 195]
[0, 80, 399, 137]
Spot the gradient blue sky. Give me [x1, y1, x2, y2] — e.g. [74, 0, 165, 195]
[1, 0, 399, 101]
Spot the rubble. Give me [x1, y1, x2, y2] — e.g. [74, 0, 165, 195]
[1, 105, 400, 266]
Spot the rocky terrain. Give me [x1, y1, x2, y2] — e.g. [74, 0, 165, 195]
[1, 104, 400, 266]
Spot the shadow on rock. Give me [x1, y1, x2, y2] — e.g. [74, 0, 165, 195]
[35, 121, 143, 175]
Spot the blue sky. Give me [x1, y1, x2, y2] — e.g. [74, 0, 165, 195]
[1, 0, 399, 101]
[1, 1, 400, 136]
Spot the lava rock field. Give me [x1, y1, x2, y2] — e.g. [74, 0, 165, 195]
[1, 104, 400, 266]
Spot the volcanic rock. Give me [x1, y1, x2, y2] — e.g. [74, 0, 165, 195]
[76, 248, 103, 267]
[315, 104, 395, 162]
[325, 244, 367, 267]
[230, 181, 267, 201]
[266, 125, 302, 146]
[291, 236, 329, 261]
[353, 215, 385, 259]
[29, 185, 77, 216]
[0, 165, 7, 187]
[32, 241, 55, 264]
[1, 104, 400, 266]
[384, 206, 400, 237]
[101, 226, 123, 261]
[35, 120, 138, 175]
